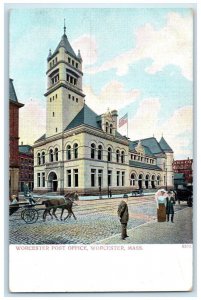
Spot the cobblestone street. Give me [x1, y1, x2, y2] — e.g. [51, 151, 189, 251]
[9, 195, 192, 244]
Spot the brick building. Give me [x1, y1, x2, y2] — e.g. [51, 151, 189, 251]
[19, 144, 34, 192]
[9, 79, 24, 196]
[173, 158, 193, 185]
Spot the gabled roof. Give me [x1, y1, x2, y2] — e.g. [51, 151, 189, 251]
[159, 136, 173, 153]
[129, 160, 162, 171]
[9, 79, 18, 102]
[65, 104, 102, 131]
[133, 137, 165, 155]
[52, 33, 77, 60]
[129, 141, 155, 157]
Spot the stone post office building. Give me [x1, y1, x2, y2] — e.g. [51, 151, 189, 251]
[33, 26, 174, 195]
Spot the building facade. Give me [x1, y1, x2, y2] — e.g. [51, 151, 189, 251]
[34, 26, 174, 195]
[9, 79, 24, 196]
[19, 144, 34, 192]
[173, 158, 193, 185]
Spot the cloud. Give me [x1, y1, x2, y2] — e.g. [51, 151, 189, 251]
[19, 99, 46, 145]
[86, 12, 193, 80]
[122, 98, 161, 140]
[83, 80, 140, 114]
[72, 34, 98, 67]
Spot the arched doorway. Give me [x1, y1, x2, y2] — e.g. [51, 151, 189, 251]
[48, 172, 58, 192]
[151, 175, 155, 188]
[145, 174, 149, 189]
[138, 174, 143, 189]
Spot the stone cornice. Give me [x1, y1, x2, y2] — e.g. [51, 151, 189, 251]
[44, 82, 85, 98]
[33, 124, 129, 148]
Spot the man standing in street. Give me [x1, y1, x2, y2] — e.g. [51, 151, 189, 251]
[117, 196, 129, 240]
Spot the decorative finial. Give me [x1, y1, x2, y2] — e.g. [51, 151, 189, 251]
[64, 18, 66, 34]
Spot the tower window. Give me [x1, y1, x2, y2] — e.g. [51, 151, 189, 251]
[72, 60, 74, 66]
[55, 57, 57, 63]
[76, 98, 78, 103]
[53, 112, 54, 117]
[76, 63, 78, 68]
[68, 57, 71, 64]
[72, 96, 74, 101]
[53, 96, 54, 100]
[55, 94, 57, 99]
[50, 97, 52, 102]
[56, 128, 57, 132]
[68, 94, 71, 99]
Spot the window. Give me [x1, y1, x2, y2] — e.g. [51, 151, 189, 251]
[72, 96, 74, 101]
[130, 173, 135, 186]
[121, 151, 125, 163]
[37, 153, 41, 165]
[108, 147, 112, 162]
[91, 169, 96, 187]
[108, 170, 112, 187]
[55, 57, 57, 63]
[98, 145, 103, 160]
[91, 143, 95, 159]
[157, 175, 160, 185]
[98, 170, 103, 188]
[122, 171, 125, 186]
[56, 94, 57, 99]
[55, 148, 58, 161]
[106, 122, 109, 133]
[74, 169, 79, 187]
[72, 60, 74, 66]
[53, 112, 54, 117]
[73, 143, 78, 159]
[110, 124, 113, 134]
[56, 128, 57, 132]
[37, 173, 41, 187]
[41, 151, 45, 164]
[42, 172, 45, 187]
[53, 96, 54, 100]
[66, 145, 71, 160]
[117, 171, 120, 186]
[50, 62, 52, 68]
[50, 97, 52, 102]
[67, 170, 71, 187]
[116, 150, 120, 163]
[76, 98, 78, 103]
[76, 62, 78, 68]
[68, 94, 71, 99]
[49, 149, 54, 162]
[68, 57, 71, 64]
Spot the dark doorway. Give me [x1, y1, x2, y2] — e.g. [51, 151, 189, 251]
[145, 175, 149, 189]
[138, 174, 143, 189]
[48, 172, 58, 192]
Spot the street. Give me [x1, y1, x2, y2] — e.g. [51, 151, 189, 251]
[9, 195, 192, 244]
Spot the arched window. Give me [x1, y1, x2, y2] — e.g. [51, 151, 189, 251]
[37, 153, 41, 165]
[109, 124, 113, 134]
[106, 122, 109, 133]
[157, 175, 160, 185]
[66, 145, 71, 160]
[107, 147, 112, 162]
[74, 143, 78, 159]
[49, 149, 54, 162]
[98, 145, 103, 160]
[91, 143, 96, 159]
[55, 148, 58, 161]
[130, 173, 136, 186]
[41, 151, 45, 164]
[116, 150, 120, 163]
[121, 151, 125, 163]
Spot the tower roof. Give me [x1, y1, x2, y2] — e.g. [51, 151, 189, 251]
[159, 136, 173, 153]
[9, 79, 18, 102]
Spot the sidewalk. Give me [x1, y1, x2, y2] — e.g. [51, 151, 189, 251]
[95, 207, 193, 244]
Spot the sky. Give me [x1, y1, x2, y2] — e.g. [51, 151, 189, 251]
[9, 7, 193, 160]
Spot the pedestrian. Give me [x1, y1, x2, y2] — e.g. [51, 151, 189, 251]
[117, 197, 129, 240]
[10, 195, 19, 205]
[166, 190, 176, 223]
[155, 189, 167, 222]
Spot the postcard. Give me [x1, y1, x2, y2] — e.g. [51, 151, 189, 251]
[8, 6, 193, 293]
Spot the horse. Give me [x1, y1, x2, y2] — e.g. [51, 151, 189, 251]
[42, 192, 78, 221]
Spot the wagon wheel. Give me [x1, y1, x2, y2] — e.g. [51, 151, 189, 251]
[21, 208, 39, 224]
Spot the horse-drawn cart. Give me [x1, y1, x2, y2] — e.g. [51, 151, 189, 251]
[9, 202, 43, 224]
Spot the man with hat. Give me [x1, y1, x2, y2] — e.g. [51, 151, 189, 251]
[166, 190, 176, 223]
